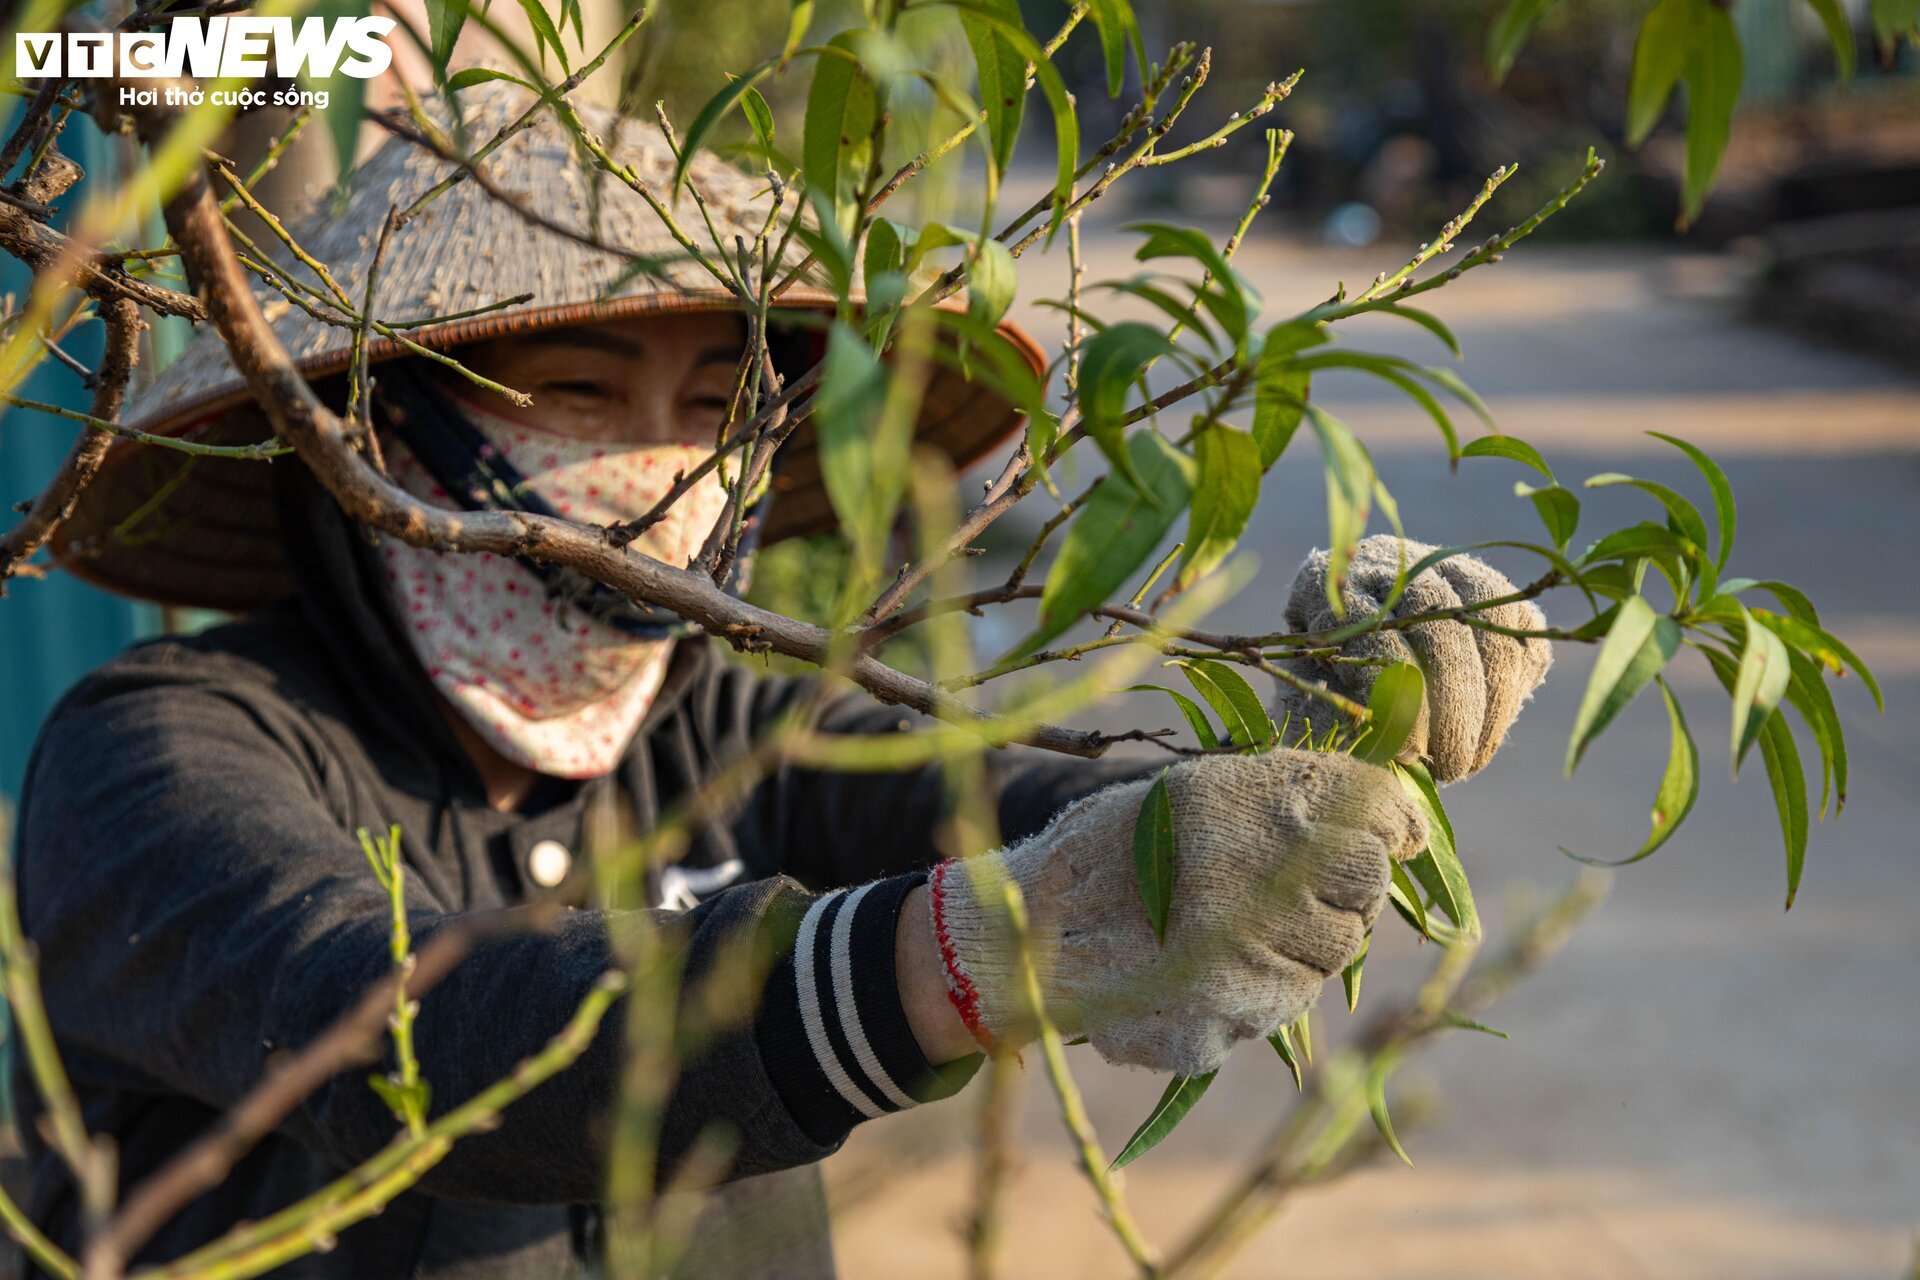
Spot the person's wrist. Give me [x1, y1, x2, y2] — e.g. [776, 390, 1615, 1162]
[896, 882, 985, 1064]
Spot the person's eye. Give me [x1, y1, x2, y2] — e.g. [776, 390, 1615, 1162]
[686, 394, 733, 414]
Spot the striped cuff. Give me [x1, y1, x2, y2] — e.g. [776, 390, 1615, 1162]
[756, 872, 977, 1146]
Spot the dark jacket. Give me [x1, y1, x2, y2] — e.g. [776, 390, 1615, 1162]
[12, 466, 1141, 1277]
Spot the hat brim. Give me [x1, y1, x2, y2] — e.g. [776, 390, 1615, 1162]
[51, 289, 1046, 611]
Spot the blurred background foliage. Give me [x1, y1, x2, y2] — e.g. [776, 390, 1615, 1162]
[626, 0, 1919, 243]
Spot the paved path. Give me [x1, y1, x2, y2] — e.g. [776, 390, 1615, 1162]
[829, 226, 1920, 1279]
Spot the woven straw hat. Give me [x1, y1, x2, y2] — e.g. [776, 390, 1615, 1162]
[54, 80, 1045, 610]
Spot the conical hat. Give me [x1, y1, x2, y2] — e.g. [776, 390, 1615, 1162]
[52, 80, 1045, 610]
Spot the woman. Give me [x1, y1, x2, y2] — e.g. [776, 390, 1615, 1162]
[16, 82, 1549, 1277]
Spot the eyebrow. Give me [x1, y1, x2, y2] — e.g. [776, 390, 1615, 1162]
[693, 345, 744, 370]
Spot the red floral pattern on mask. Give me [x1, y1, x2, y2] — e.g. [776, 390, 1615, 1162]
[382, 399, 727, 779]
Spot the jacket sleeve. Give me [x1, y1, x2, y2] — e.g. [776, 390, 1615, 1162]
[14, 664, 932, 1205]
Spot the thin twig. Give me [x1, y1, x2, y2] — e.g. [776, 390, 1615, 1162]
[1001, 880, 1160, 1277]
[391, 3, 653, 227]
[0, 391, 291, 458]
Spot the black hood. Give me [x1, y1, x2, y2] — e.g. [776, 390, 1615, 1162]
[273, 457, 471, 771]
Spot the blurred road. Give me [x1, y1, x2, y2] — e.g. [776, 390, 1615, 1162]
[828, 217, 1920, 1279]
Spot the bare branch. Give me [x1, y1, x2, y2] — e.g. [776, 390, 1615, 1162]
[0, 296, 141, 587]
[0, 202, 207, 321]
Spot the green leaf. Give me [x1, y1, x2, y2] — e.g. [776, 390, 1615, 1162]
[1750, 610, 1881, 711]
[814, 322, 901, 574]
[514, 0, 570, 71]
[1759, 710, 1810, 908]
[741, 85, 776, 153]
[1268, 1026, 1304, 1091]
[1396, 761, 1480, 939]
[1341, 931, 1369, 1012]
[1179, 425, 1261, 588]
[1515, 481, 1581, 551]
[1100, 276, 1218, 348]
[1704, 649, 1813, 908]
[1680, 4, 1742, 225]
[676, 61, 780, 193]
[1076, 322, 1180, 496]
[1129, 222, 1254, 350]
[792, 187, 854, 295]
[1123, 685, 1221, 748]
[1487, 0, 1565, 82]
[1627, 0, 1692, 145]
[1250, 331, 1316, 469]
[1459, 434, 1554, 482]
[1638, 677, 1701, 862]
[1388, 861, 1431, 938]
[1782, 648, 1847, 818]
[919, 309, 1058, 445]
[1084, 0, 1147, 95]
[1647, 431, 1736, 570]
[945, 0, 1078, 238]
[427, 0, 469, 71]
[1353, 662, 1424, 766]
[784, 0, 815, 63]
[1748, 579, 1820, 626]
[1307, 407, 1376, 619]
[1377, 303, 1461, 358]
[1439, 1011, 1509, 1038]
[1802, 0, 1857, 81]
[1334, 361, 1461, 456]
[960, 5, 1028, 185]
[1583, 474, 1711, 565]
[445, 65, 535, 91]
[1170, 658, 1277, 750]
[1132, 768, 1176, 945]
[1111, 1071, 1216, 1169]
[864, 217, 908, 284]
[302, 0, 375, 187]
[968, 238, 1018, 328]
[901, 221, 972, 274]
[803, 34, 880, 239]
[1022, 432, 1193, 655]
[1576, 521, 1689, 568]
[1626, 0, 1742, 222]
[1368, 1050, 1413, 1166]
[1566, 595, 1682, 775]
[1729, 604, 1792, 775]
[367, 1073, 431, 1123]
[1419, 366, 1497, 433]
[1564, 676, 1698, 866]
[1294, 350, 1492, 453]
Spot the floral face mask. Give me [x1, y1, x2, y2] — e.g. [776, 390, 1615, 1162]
[380, 391, 728, 779]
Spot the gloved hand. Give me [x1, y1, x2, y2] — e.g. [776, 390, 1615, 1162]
[929, 749, 1427, 1076]
[1271, 536, 1553, 783]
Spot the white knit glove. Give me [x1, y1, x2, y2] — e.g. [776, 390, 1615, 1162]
[1271, 536, 1553, 783]
[929, 750, 1428, 1076]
